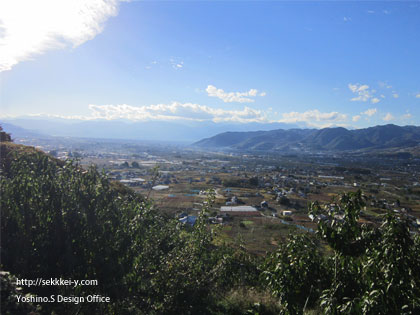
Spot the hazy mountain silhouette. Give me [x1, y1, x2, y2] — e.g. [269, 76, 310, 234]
[0, 118, 297, 142]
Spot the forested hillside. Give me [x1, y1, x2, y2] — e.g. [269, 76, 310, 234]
[194, 124, 420, 152]
[1, 133, 420, 314]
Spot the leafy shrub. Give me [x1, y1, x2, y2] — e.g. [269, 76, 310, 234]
[0, 271, 39, 315]
[262, 190, 420, 314]
[312, 191, 420, 314]
[262, 234, 329, 314]
[0, 145, 239, 314]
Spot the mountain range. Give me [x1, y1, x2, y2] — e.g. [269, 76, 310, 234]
[2, 119, 419, 153]
[193, 124, 420, 152]
[0, 118, 296, 143]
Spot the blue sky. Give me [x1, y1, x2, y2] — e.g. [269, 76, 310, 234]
[1, 0, 419, 128]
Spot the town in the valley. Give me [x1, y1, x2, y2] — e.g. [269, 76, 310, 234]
[17, 136, 420, 254]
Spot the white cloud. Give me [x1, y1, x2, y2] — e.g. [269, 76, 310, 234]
[0, 0, 124, 72]
[416, 93, 420, 98]
[85, 102, 270, 123]
[352, 115, 361, 122]
[378, 82, 392, 89]
[170, 58, 184, 70]
[383, 113, 394, 121]
[19, 103, 351, 128]
[145, 60, 158, 69]
[206, 85, 265, 103]
[348, 83, 368, 94]
[348, 83, 374, 102]
[348, 82, 403, 104]
[278, 110, 347, 128]
[402, 113, 412, 119]
[350, 108, 377, 123]
[363, 108, 377, 117]
[248, 89, 258, 97]
[343, 17, 352, 22]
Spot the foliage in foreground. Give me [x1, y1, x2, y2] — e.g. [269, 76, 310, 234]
[262, 190, 420, 314]
[262, 234, 330, 314]
[1, 142, 420, 314]
[0, 144, 256, 314]
[0, 271, 39, 315]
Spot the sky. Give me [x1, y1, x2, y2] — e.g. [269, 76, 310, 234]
[1, 0, 419, 129]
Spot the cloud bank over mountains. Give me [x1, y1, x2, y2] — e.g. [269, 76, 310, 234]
[15, 102, 351, 128]
[87, 103, 268, 123]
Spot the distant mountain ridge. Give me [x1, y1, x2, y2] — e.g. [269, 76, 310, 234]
[193, 124, 420, 152]
[0, 122, 47, 139]
[0, 118, 297, 142]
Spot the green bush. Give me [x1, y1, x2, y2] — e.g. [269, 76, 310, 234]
[261, 190, 420, 314]
[0, 146, 243, 314]
[262, 234, 329, 314]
